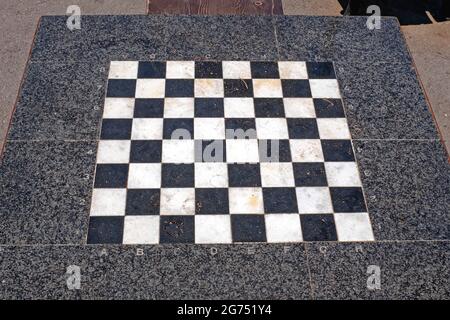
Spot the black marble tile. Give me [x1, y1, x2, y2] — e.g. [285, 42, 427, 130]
[194, 98, 224, 117]
[100, 119, 132, 140]
[330, 187, 367, 213]
[195, 61, 223, 78]
[321, 140, 355, 162]
[134, 99, 164, 118]
[293, 163, 328, 187]
[138, 61, 166, 78]
[224, 79, 254, 97]
[163, 118, 194, 139]
[354, 140, 450, 241]
[0, 141, 96, 244]
[195, 140, 226, 163]
[231, 215, 267, 242]
[94, 164, 128, 188]
[306, 62, 336, 79]
[287, 118, 319, 139]
[195, 188, 229, 215]
[300, 214, 337, 241]
[263, 188, 298, 213]
[281, 80, 312, 98]
[160, 216, 195, 244]
[161, 164, 195, 188]
[225, 118, 257, 139]
[259, 139, 292, 163]
[313, 99, 345, 118]
[165, 79, 194, 97]
[87, 217, 124, 244]
[106, 79, 136, 97]
[250, 61, 280, 78]
[125, 189, 160, 216]
[254, 98, 285, 117]
[228, 164, 261, 187]
[130, 140, 162, 163]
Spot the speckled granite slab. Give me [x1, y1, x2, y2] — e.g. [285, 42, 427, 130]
[0, 15, 448, 299]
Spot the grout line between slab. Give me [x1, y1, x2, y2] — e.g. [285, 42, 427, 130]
[303, 244, 315, 299]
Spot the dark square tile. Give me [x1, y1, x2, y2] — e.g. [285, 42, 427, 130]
[134, 99, 164, 118]
[165, 79, 194, 97]
[195, 140, 226, 162]
[254, 98, 285, 117]
[228, 164, 261, 187]
[126, 189, 160, 215]
[321, 140, 355, 161]
[287, 118, 319, 139]
[306, 62, 336, 79]
[259, 139, 292, 162]
[161, 164, 195, 188]
[100, 119, 132, 140]
[106, 79, 136, 98]
[138, 61, 166, 78]
[195, 188, 229, 214]
[330, 187, 367, 213]
[87, 217, 124, 244]
[94, 164, 128, 188]
[301, 214, 337, 241]
[231, 215, 267, 242]
[224, 79, 254, 97]
[263, 187, 298, 213]
[195, 98, 224, 117]
[313, 99, 345, 118]
[160, 216, 195, 243]
[293, 163, 327, 187]
[251, 62, 279, 78]
[163, 119, 194, 139]
[282, 80, 312, 97]
[195, 61, 223, 78]
[225, 118, 257, 139]
[130, 140, 162, 163]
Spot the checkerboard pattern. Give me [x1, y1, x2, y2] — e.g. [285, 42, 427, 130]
[87, 60, 374, 244]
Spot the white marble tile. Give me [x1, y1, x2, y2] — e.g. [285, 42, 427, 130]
[309, 79, 341, 98]
[162, 140, 195, 163]
[195, 215, 232, 244]
[90, 189, 126, 216]
[325, 162, 362, 187]
[255, 118, 289, 139]
[278, 61, 308, 79]
[283, 98, 316, 118]
[135, 79, 166, 98]
[97, 140, 130, 164]
[194, 118, 226, 139]
[226, 139, 260, 163]
[253, 79, 283, 98]
[317, 118, 351, 139]
[123, 216, 160, 244]
[128, 163, 161, 188]
[103, 98, 135, 118]
[260, 163, 295, 187]
[166, 61, 195, 79]
[194, 163, 228, 188]
[229, 187, 264, 214]
[160, 188, 195, 215]
[296, 187, 333, 214]
[222, 61, 252, 79]
[334, 212, 374, 241]
[265, 214, 303, 243]
[195, 79, 224, 97]
[224, 98, 255, 118]
[164, 98, 194, 118]
[131, 118, 163, 140]
[108, 61, 138, 79]
[290, 139, 324, 162]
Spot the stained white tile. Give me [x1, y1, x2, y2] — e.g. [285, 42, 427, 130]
[90, 189, 126, 216]
[160, 188, 195, 215]
[296, 187, 333, 214]
[97, 140, 130, 164]
[283, 98, 316, 118]
[164, 98, 194, 118]
[278, 61, 308, 79]
[162, 140, 195, 163]
[194, 163, 228, 188]
[325, 162, 362, 187]
[290, 139, 324, 162]
[260, 163, 295, 187]
[103, 98, 135, 118]
[334, 212, 374, 241]
[222, 61, 252, 79]
[131, 119, 163, 140]
[309, 79, 341, 98]
[317, 118, 351, 139]
[166, 61, 195, 79]
[229, 187, 264, 214]
[194, 118, 225, 139]
[265, 214, 303, 243]
[195, 79, 224, 97]
[195, 215, 232, 244]
[253, 79, 283, 98]
[108, 61, 139, 79]
[123, 216, 160, 244]
[128, 163, 161, 188]
[255, 118, 289, 139]
[135, 79, 166, 98]
[226, 139, 260, 163]
[224, 98, 255, 118]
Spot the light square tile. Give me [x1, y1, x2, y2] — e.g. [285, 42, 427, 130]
[278, 61, 308, 79]
[195, 215, 232, 244]
[164, 98, 194, 118]
[195, 79, 224, 97]
[222, 61, 252, 79]
[108, 61, 139, 79]
[290, 139, 324, 162]
[256, 118, 289, 139]
[283, 98, 316, 118]
[335, 212, 374, 241]
[224, 98, 255, 118]
[90, 189, 126, 216]
[325, 162, 362, 187]
[195, 163, 228, 188]
[260, 163, 295, 187]
[265, 214, 303, 243]
[253, 79, 283, 98]
[103, 98, 135, 118]
[226, 139, 260, 163]
[162, 140, 195, 163]
[194, 118, 225, 139]
[296, 187, 333, 214]
[97, 140, 130, 164]
[160, 188, 195, 215]
[229, 187, 264, 214]
[128, 163, 161, 188]
[166, 61, 195, 79]
[317, 118, 351, 139]
[310, 79, 341, 98]
[135, 79, 166, 98]
[131, 119, 163, 140]
[123, 216, 160, 244]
